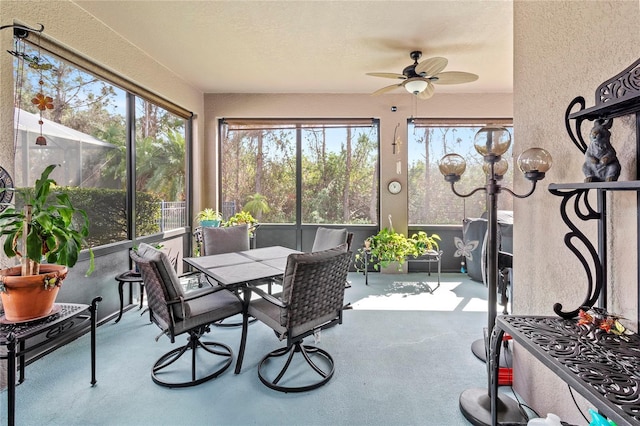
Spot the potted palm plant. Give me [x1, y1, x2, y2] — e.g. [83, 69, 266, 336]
[195, 208, 222, 227]
[0, 164, 94, 322]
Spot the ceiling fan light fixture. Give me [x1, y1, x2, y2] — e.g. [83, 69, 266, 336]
[367, 51, 476, 99]
[404, 78, 429, 95]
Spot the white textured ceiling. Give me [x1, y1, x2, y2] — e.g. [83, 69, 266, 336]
[72, 0, 513, 96]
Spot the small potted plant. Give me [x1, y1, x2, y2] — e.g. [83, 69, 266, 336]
[354, 228, 440, 272]
[0, 164, 94, 322]
[195, 208, 222, 227]
[410, 231, 441, 257]
[223, 211, 259, 236]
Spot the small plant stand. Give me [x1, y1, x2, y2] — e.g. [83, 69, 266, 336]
[361, 248, 443, 293]
[408, 249, 443, 293]
[114, 271, 145, 323]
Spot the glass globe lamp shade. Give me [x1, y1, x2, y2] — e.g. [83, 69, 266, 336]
[404, 78, 429, 95]
[474, 126, 512, 157]
[439, 153, 466, 182]
[517, 147, 552, 181]
[483, 156, 509, 179]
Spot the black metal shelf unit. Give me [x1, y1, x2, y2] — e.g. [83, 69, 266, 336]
[486, 57, 640, 426]
[490, 315, 640, 425]
[554, 57, 640, 330]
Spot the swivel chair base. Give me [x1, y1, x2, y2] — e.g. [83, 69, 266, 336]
[213, 315, 257, 327]
[258, 342, 335, 393]
[152, 330, 233, 388]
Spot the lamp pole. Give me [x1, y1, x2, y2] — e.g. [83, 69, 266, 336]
[439, 127, 552, 426]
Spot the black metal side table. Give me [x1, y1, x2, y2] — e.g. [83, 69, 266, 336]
[0, 297, 101, 426]
[114, 271, 144, 323]
[490, 315, 640, 426]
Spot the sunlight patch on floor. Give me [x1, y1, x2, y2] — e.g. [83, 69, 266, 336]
[462, 297, 492, 312]
[351, 280, 489, 312]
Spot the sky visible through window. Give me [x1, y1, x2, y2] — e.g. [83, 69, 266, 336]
[407, 122, 514, 224]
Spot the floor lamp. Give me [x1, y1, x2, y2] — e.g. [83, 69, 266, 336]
[438, 126, 552, 426]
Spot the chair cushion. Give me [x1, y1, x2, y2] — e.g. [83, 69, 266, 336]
[202, 224, 250, 255]
[136, 243, 187, 318]
[462, 218, 487, 283]
[172, 288, 242, 335]
[136, 243, 184, 299]
[248, 297, 285, 337]
[311, 227, 348, 252]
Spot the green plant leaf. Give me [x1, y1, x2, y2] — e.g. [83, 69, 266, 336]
[0, 164, 94, 277]
[354, 228, 441, 272]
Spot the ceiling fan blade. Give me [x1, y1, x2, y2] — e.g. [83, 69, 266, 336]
[366, 72, 406, 80]
[371, 83, 402, 96]
[416, 82, 435, 100]
[432, 71, 479, 85]
[415, 57, 448, 77]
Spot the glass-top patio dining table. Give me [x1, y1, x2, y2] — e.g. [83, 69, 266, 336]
[183, 246, 300, 373]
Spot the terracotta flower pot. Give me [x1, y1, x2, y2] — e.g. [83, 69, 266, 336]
[0, 265, 67, 322]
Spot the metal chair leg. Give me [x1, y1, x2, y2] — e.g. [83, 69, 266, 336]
[151, 329, 233, 388]
[257, 341, 335, 393]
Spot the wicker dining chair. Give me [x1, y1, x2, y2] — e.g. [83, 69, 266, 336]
[311, 227, 353, 252]
[131, 243, 243, 388]
[311, 227, 353, 288]
[198, 224, 250, 255]
[247, 245, 352, 392]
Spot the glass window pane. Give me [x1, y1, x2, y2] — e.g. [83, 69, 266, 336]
[134, 98, 187, 237]
[408, 122, 513, 225]
[221, 124, 297, 223]
[221, 121, 379, 226]
[13, 43, 128, 247]
[301, 125, 378, 224]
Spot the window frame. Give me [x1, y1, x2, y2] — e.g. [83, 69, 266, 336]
[218, 117, 381, 228]
[15, 31, 194, 255]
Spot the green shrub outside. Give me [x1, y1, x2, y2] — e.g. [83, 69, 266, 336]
[14, 187, 162, 247]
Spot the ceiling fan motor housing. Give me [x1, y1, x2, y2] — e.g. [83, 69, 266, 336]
[404, 51, 425, 78]
[403, 64, 422, 78]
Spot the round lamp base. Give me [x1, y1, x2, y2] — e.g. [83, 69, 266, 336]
[459, 387, 527, 426]
[471, 338, 512, 367]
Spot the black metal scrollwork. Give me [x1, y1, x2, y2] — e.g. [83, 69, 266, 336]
[564, 96, 588, 154]
[503, 316, 640, 423]
[0, 165, 14, 212]
[0, 304, 83, 335]
[548, 187, 603, 319]
[596, 60, 640, 105]
[45, 320, 74, 339]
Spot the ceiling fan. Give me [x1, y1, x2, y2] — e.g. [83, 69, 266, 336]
[366, 51, 479, 99]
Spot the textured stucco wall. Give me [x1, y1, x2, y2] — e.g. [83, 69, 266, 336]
[0, 0, 206, 216]
[513, 1, 639, 423]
